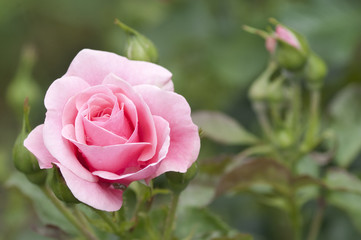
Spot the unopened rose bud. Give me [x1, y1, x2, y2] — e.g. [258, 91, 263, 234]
[26, 170, 48, 185]
[115, 19, 158, 63]
[50, 166, 79, 204]
[13, 100, 47, 185]
[268, 21, 310, 71]
[6, 45, 42, 117]
[275, 40, 307, 71]
[166, 162, 198, 193]
[304, 53, 327, 90]
[276, 129, 293, 148]
[275, 25, 302, 50]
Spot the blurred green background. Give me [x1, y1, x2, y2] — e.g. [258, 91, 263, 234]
[1, 0, 361, 239]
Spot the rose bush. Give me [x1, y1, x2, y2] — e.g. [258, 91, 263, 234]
[24, 49, 200, 211]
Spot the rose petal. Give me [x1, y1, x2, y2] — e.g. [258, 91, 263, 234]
[62, 85, 115, 126]
[103, 74, 157, 161]
[65, 49, 173, 90]
[55, 163, 123, 211]
[44, 76, 90, 113]
[114, 93, 139, 143]
[94, 103, 133, 139]
[92, 115, 170, 185]
[83, 117, 127, 146]
[43, 77, 97, 182]
[276, 25, 301, 49]
[134, 85, 200, 176]
[62, 124, 151, 173]
[23, 124, 56, 169]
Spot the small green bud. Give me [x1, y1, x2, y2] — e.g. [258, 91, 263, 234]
[26, 170, 47, 185]
[13, 100, 47, 185]
[115, 19, 158, 63]
[166, 162, 198, 193]
[6, 45, 42, 117]
[13, 100, 40, 174]
[13, 129, 40, 174]
[276, 129, 293, 148]
[304, 53, 327, 90]
[50, 167, 79, 204]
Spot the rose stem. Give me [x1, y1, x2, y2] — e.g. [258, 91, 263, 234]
[307, 197, 325, 240]
[41, 186, 99, 240]
[162, 192, 180, 240]
[73, 205, 96, 235]
[93, 209, 120, 235]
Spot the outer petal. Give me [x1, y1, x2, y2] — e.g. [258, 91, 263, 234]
[64, 49, 173, 90]
[43, 76, 97, 182]
[134, 85, 200, 176]
[23, 124, 56, 169]
[55, 163, 123, 211]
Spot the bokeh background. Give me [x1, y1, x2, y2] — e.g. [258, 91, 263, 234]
[1, 0, 361, 239]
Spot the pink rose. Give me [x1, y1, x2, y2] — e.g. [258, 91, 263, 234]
[24, 49, 200, 211]
[265, 25, 301, 53]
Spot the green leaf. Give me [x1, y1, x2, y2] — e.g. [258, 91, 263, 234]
[216, 158, 292, 197]
[321, 169, 361, 233]
[217, 158, 324, 208]
[329, 84, 361, 167]
[211, 233, 253, 240]
[5, 172, 77, 235]
[199, 154, 232, 176]
[324, 169, 361, 195]
[192, 111, 259, 145]
[328, 192, 361, 233]
[179, 184, 215, 208]
[127, 208, 166, 240]
[175, 206, 234, 240]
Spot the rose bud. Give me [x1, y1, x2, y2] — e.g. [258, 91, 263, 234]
[115, 19, 158, 63]
[304, 52, 327, 90]
[6, 45, 42, 117]
[166, 162, 198, 193]
[50, 166, 79, 204]
[25, 170, 48, 186]
[13, 100, 47, 185]
[273, 25, 310, 71]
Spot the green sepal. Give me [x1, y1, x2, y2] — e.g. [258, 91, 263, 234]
[26, 170, 47, 185]
[50, 166, 80, 204]
[166, 162, 198, 193]
[13, 100, 42, 175]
